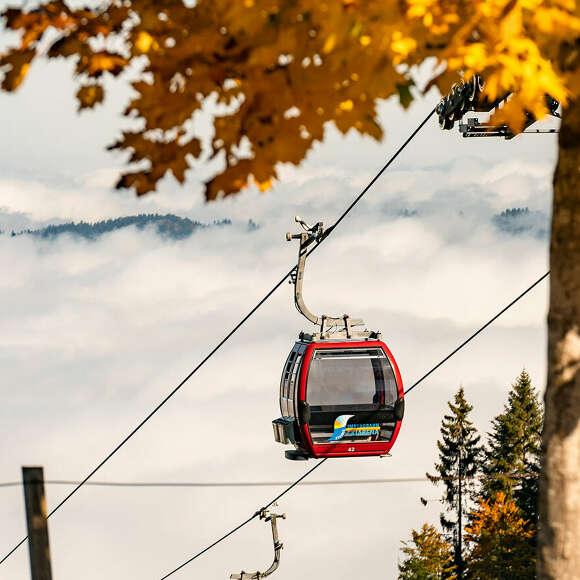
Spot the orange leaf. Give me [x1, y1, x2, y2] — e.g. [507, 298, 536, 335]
[77, 84, 104, 110]
[0, 48, 35, 90]
[205, 160, 254, 200]
[78, 51, 128, 78]
[115, 171, 157, 196]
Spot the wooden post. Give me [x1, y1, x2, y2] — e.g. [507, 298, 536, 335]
[22, 466, 53, 580]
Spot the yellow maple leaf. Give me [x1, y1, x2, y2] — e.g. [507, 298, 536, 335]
[134, 31, 156, 54]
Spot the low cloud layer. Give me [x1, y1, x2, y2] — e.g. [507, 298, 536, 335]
[0, 152, 552, 580]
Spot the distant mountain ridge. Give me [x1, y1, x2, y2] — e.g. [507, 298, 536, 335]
[492, 207, 548, 238]
[387, 205, 548, 239]
[5, 214, 236, 241]
[1, 208, 547, 241]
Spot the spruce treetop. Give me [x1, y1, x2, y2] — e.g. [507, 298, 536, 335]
[483, 369, 542, 521]
[427, 386, 482, 579]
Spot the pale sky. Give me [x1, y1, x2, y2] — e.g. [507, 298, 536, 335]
[0, 16, 558, 580]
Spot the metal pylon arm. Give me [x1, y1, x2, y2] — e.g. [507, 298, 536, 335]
[437, 75, 560, 138]
[230, 510, 286, 580]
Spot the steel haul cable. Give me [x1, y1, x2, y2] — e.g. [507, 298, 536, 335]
[0, 106, 437, 567]
[159, 458, 329, 580]
[404, 270, 550, 396]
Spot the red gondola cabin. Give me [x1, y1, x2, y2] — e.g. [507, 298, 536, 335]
[275, 216, 405, 460]
[273, 336, 404, 460]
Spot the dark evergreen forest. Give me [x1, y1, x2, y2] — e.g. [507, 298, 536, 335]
[6, 214, 236, 241]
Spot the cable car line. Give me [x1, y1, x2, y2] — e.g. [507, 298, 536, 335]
[0, 107, 437, 568]
[0, 73, 558, 580]
[229, 507, 287, 580]
[307, 107, 438, 249]
[159, 458, 328, 580]
[404, 270, 550, 396]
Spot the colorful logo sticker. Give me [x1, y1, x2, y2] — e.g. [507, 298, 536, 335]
[328, 414, 380, 442]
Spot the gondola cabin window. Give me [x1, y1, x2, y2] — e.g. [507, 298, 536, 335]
[306, 349, 397, 407]
[306, 348, 398, 445]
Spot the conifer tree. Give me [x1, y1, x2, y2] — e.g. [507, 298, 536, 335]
[465, 493, 536, 580]
[399, 524, 455, 580]
[427, 386, 482, 580]
[483, 369, 543, 523]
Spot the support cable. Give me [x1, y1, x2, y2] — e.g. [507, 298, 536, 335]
[0, 107, 436, 567]
[0, 472, 538, 489]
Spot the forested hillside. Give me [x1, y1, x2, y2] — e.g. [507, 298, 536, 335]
[0, 208, 546, 241]
[492, 208, 548, 238]
[5, 214, 236, 240]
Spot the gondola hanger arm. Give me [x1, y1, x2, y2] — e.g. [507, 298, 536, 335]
[230, 509, 286, 580]
[286, 216, 375, 340]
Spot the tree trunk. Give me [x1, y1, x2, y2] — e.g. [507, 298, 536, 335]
[538, 97, 580, 579]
